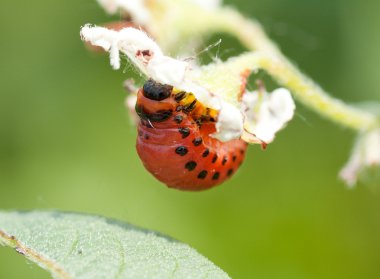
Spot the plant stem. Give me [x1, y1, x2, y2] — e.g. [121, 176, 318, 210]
[208, 8, 379, 131]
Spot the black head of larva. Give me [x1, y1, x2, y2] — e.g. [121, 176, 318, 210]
[143, 79, 173, 101]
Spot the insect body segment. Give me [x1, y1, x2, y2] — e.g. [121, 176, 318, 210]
[136, 79, 247, 191]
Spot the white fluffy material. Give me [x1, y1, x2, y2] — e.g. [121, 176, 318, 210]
[81, 25, 163, 72]
[146, 56, 188, 86]
[242, 88, 295, 143]
[212, 101, 244, 142]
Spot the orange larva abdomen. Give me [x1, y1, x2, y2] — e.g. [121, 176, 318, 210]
[135, 79, 248, 191]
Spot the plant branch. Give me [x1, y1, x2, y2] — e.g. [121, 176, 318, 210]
[207, 8, 379, 131]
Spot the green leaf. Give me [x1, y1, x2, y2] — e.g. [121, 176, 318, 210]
[0, 211, 230, 279]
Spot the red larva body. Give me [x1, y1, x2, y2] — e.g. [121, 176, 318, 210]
[135, 79, 248, 191]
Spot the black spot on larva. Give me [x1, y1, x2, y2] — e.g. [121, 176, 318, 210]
[183, 100, 197, 113]
[240, 149, 245, 155]
[174, 91, 186, 102]
[143, 79, 173, 101]
[192, 137, 202, 146]
[174, 115, 183, 124]
[212, 172, 220, 180]
[202, 149, 210, 157]
[199, 115, 209, 122]
[176, 105, 184, 112]
[222, 156, 227, 165]
[136, 105, 173, 122]
[232, 155, 237, 162]
[227, 169, 234, 176]
[198, 170, 208, 179]
[149, 110, 172, 122]
[175, 146, 188, 156]
[185, 161, 197, 171]
[195, 119, 202, 127]
[212, 154, 218, 163]
[179, 127, 190, 138]
[138, 131, 143, 137]
[144, 134, 149, 140]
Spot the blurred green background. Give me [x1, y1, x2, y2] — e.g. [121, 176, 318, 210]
[1, 0, 380, 278]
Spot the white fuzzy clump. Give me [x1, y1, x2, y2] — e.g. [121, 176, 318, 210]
[242, 88, 295, 144]
[213, 101, 244, 141]
[80, 25, 195, 94]
[81, 25, 159, 70]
